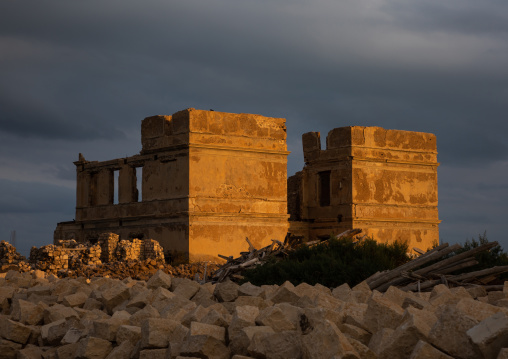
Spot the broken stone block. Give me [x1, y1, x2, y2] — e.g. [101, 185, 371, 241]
[104, 341, 135, 359]
[83, 297, 103, 311]
[190, 321, 226, 343]
[467, 312, 508, 359]
[428, 304, 480, 359]
[456, 298, 507, 322]
[10, 299, 44, 326]
[343, 302, 368, 330]
[377, 307, 437, 359]
[116, 324, 141, 344]
[349, 281, 372, 304]
[180, 335, 230, 359]
[141, 318, 186, 349]
[230, 305, 260, 331]
[93, 318, 127, 342]
[466, 286, 487, 299]
[100, 282, 129, 314]
[0, 286, 16, 313]
[15, 344, 43, 359]
[43, 303, 79, 324]
[181, 305, 211, 327]
[139, 348, 167, 359]
[61, 327, 85, 345]
[382, 286, 417, 307]
[303, 307, 344, 332]
[301, 320, 359, 359]
[247, 330, 302, 359]
[41, 317, 78, 346]
[0, 338, 22, 358]
[260, 285, 278, 300]
[409, 340, 454, 359]
[192, 286, 216, 308]
[234, 295, 272, 310]
[255, 303, 301, 332]
[200, 308, 231, 327]
[172, 278, 200, 300]
[63, 291, 89, 308]
[428, 285, 464, 307]
[490, 291, 507, 306]
[214, 279, 239, 302]
[238, 282, 264, 297]
[338, 323, 372, 346]
[368, 328, 394, 355]
[229, 326, 275, 356]
[332, 283, 352, 302]
[402, 296, 433, 311]
[363, 295, 405, 333]
[75, 337, 113, 359]
[0, 316, 32, 345]
[267, 281, 301, 305]
[128, 304, 160, 327]
[146, 269, 172, 290]
[348, 337, 376, 359]
[54, 343, 79, 359]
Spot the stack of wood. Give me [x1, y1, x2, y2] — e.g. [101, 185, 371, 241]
[367, 241, 508, 292]
[211, 228, 362, 282]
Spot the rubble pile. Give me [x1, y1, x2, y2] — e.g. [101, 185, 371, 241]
[25, 234, 166, 276]
[115, 239, 142, 261]
[0, 241, 29, 272]
[1, 269, 508, 358]
[99, 233, 119, 263]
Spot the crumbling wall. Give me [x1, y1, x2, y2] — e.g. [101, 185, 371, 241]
[290, 126, 440, 250]
[31, 234, 164, 273]
[55, 108, 289, 262]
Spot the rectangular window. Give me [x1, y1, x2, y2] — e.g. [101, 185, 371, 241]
[135, 167, 143, 202]
[113, 170, 119, 204]
[319, 171, 331, 207]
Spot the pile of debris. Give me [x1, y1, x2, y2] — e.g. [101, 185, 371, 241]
[1, 236, 220, 281]
[367, 241, 508, 292]
[27, 233, 166, 275]
[0, 241, 30, 272]
[2, 267, 508, 358]
[211, 228, 362, 282]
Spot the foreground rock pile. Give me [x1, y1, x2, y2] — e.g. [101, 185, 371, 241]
[2, 269, 508, 359]
[1, 239, 219, 282]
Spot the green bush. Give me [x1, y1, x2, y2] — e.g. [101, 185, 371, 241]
[241, 236, 411, 288]
[452, 232, 508, 275]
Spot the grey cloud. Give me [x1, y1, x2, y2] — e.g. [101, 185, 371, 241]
[380, 0, 508, 37]
[0, 179, 74, 214]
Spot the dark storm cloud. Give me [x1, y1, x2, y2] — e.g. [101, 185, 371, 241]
[0, 179, 74, 214]
[380, 0, 508, 36]
[0, 92, 110, 140]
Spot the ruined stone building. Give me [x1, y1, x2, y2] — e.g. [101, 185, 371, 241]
[55, 108, 440, 261]
[54, 109, 289, 261]
[288, 127, 440, 250]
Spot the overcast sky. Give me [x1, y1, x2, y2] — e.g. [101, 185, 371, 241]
[1, 0, 507, 256]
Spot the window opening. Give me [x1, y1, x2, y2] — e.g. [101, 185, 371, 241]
[113, 170, 119, 204]
[135, 167, 143, 202]
[319, 171, 331, 207]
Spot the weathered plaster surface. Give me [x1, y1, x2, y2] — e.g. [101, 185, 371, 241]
[55, 109, 289, 261]
[289, 126, 440, 251]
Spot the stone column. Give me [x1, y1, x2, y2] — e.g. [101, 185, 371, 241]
[118, 165, 137, 203]
[96, 169, 114, 205]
